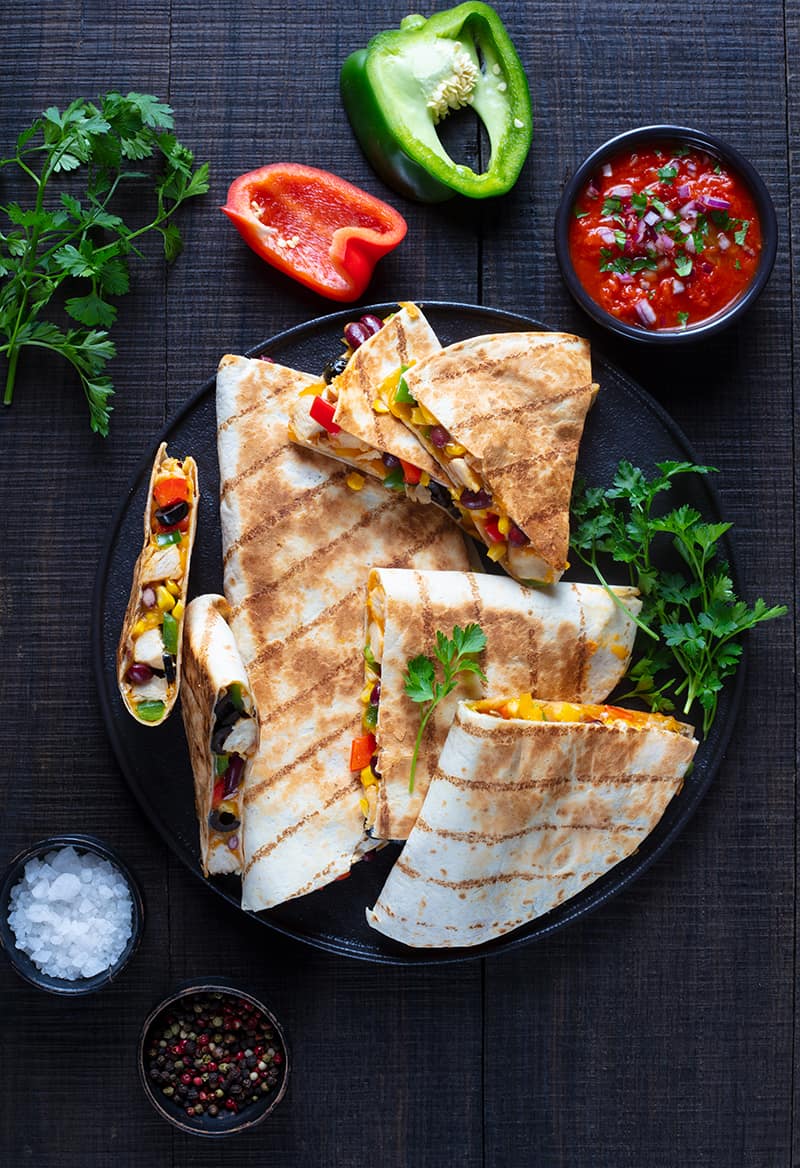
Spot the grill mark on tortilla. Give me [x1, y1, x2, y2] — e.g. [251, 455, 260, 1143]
[223, 465, 353, 563]
[455, 718, 680, 743]
[219, 446, 291, 501]
[256, 649, 361, 723]
[394, 855, 597, 888]
[243, 784, 356, 870]
[432, 766, 677, 792]
[246, 589, 362, 671]
[412, 818, 639, 842]
[230, 504, 455, 616]
[417, 380, 592, 434]
[575, 592, 590, 697]
[244, 720, 359, 803]
[217, 396, 266, 435]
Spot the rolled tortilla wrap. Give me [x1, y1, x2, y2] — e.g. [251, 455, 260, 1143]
[181, 594, 258, 876]
[360, 568, 642, 841]
[367, 698, 698, 948]
[116, 441, 199, 726]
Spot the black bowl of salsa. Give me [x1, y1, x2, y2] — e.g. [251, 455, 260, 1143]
[554, 125, 777, 343]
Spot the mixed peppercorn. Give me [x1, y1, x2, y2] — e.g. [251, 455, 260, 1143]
[143, 991, 285, 1120]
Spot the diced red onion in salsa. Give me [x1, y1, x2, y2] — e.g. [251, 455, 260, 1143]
[567, 143, 762, 330]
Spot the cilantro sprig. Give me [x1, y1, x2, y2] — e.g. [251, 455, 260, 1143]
[0, 92, 209, 434]
[403, 623, 487, 792]
[570, 460, 786, 736]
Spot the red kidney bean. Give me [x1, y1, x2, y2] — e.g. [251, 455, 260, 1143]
[359, 313, 384, 336]
[429, 425, 451, 448]
[508, 523, 530, 546]
[223, 754, 246, 796]
[127, 662, 154, 685]
[459, 488, 493, 510]
[344, 321, 370, 349]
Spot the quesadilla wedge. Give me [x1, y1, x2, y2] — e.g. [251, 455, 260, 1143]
[395, 332, 596, 585]
[181, 594, 258, 876]
[288, 302, 446, 500]
[217, 353, 470, 911]
[117, 442, 199, 725]
[357, 568, 642, 841]
[367, 697, 698, 948]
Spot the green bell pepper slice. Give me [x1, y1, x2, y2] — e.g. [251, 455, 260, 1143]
[340, 3, 532, 202]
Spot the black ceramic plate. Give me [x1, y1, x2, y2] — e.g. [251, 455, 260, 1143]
[92, 302, 742, 964]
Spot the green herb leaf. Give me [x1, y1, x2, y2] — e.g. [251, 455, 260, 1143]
[402, 623, 487, 791]
[0, 91, 208, 431]
[569, 461, 786, 735]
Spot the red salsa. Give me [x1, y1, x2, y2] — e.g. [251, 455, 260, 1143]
[568, 143, 762, 330]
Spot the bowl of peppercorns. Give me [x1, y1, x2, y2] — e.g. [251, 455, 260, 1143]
[138, 982, 289, 1136]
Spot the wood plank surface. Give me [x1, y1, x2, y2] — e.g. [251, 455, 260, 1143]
[0, 0, 794, 1166]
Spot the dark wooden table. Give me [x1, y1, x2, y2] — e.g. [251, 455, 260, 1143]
[1, 2, 795, 1165]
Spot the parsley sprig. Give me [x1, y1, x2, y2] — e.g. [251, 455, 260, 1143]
[570, 460, 786, 736]
[0, 92, 209, 434]
[403, 624, 487, 792]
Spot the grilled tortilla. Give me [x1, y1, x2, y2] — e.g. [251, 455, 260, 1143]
[181, 594, 258, 876]
[117, 442, 199, 726]
[216, 353, 470, 911]
[360, 569, 642, 841]
[367, 698, 698, 948]
[397, 332, 596, 585]
[288, 302, 443, 497]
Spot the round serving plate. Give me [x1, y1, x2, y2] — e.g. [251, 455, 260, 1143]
[92, 302, 742, 964]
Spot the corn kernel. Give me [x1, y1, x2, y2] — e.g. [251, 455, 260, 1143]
[497, 515, 511, 535]
[359, 797, 369, 816]
[165, 579, 181, 596]
[156, 585, 176, 611]
[444, 442, 466, 458]
[171, 601, 184, 622]
[371, 398, 390, 414]
[517, 693, 541, 721]
[360, 766, 378, 788]
[346, 472, 366, 491]
[487, 542, 507, 562]
[420, 471, 430, 487]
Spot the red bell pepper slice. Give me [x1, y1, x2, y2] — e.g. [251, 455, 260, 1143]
[221, 163, 407, 302]
[350, 732, 376, 771]
[483, 515, 504, 543]
[153, 475, 190, 508]
[399, 459, 422, 485]
[309, 394, 341, 434]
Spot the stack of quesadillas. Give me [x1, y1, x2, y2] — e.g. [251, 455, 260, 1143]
[359, 568, 642, 841]
[366, 698, 698, 948]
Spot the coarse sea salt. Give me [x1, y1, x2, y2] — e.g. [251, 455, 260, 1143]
[7, 846, 133, 981]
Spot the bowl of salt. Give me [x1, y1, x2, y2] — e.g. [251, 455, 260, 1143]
[0, 834, 144, 994]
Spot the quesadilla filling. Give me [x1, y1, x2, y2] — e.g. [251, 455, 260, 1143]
[384, 375, 559, 581]
[349, 581, 386, 831]
[287, 312, 435, 502]
[120, 455, 196, 722]
[470, 695, 692, 736]
[208, 682, 257, 863]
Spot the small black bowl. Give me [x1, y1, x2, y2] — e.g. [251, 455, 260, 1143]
[0, 833, 144, 994]
[554, 124, 778, 344]
[138, 982, 289, 1137]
